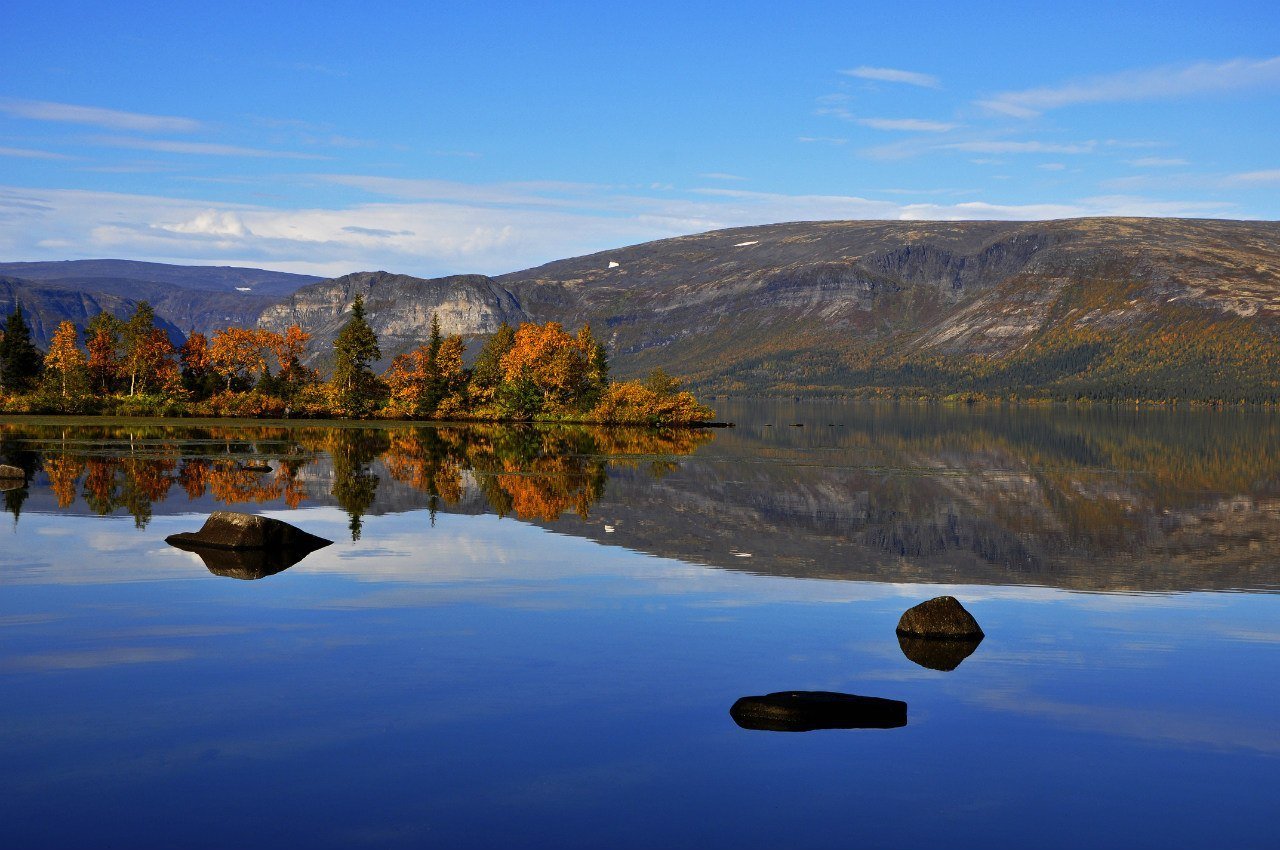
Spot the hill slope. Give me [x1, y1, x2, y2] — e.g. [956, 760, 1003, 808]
[495, 217, 1280, 400]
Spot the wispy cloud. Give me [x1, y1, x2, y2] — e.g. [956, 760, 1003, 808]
[943, 140, 1097, 155]
[841, 66, 940, 89]
[978, 56, 1280, 117]
[0, 98, 202, 133]
[857, 117, 956, 132]
[1130, 156, 1189, 167]
[0, 145, 71, 160]
[698, 172, 748, 182]
[91, 136, 328, 159]
[1225, 169, 1280, 185]
[1038, 162, 1067, 171]
[797, 136, 848, 145]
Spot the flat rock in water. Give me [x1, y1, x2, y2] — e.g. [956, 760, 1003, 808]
[0, 464, 25, 480]
[165, 511, 332, 552]
[239, 462, 273, 473]
[898, 633, 983, 671]
[730, 691, 907, 732]
[896, 595, 984, 639]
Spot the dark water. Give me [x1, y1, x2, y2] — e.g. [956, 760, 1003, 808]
[0, 404, 1277, 848]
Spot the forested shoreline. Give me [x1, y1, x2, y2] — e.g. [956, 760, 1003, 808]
[0, 297, 716, 425]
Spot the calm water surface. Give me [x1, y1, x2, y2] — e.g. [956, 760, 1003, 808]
[0, 403, 1277, 848]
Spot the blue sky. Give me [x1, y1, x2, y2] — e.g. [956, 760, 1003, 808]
[1, 0, 1277, 277]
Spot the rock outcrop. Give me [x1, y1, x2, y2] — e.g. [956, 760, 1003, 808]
[729, 691, 907, 732]
[258, 271, 527, 370]
[896, 596, 984, 639]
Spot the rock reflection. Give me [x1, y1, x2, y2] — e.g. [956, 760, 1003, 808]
[170, 543, 320, 580]
[897, 634, 984, 671]
[730, 691, 908, 732]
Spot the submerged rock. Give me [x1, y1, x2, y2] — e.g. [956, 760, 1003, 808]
[165, 510, 332, 552]
[0, 464, 25, 480]
[897, 633, 984, 671]
[896, 595, 984, 639]
[730, 691, 907, 732]
[240, 462, 273, 473]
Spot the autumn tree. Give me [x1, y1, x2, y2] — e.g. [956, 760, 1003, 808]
[86, 312, 123, 394]
[498, 321, 596, 416]
[210, 327, 273, 391]
[0, 304, 43, 393]
[121, 302, 158, 396]
[41, 320, 89, 404]
[331, 295, 382, 416]
[179, 332, 218, 399]
[272, 324, 314, 390]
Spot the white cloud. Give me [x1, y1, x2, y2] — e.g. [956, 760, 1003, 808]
[1038, 162, 1067, 171]
[1130, 157, 1189, 167]
[841, 66, 940, 88]
[944, 140, 1097, 155]
[0, 145, 70, 160]
[857, 117, 957, 132]
[698, 172, 748, 181]
[978, 56, 1280, 117]
[0, 98, 202, 133]
[91, 136, 328, 159]
[797, 136, 848, 145]
[1226, 169, 1280, 185]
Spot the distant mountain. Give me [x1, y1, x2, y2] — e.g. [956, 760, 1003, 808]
[495, 218, 1280, 399]
[0, 259, 320, 297]
[0, 277, 185, 349]
[0, 259, 321, 345]
[11, 218, 1280, 401]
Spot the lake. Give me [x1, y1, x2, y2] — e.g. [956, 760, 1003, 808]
[1, 402, 1277, 849]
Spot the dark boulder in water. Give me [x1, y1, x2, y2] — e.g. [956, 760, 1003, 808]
[239, 462, 273, 473]
[897, 633, 983, 671]
[896, 595, 984, 639]
[730, 691, 907, 732]
[165, 510, 331, 552]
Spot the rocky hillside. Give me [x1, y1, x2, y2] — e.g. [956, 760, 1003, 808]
[258, 271, 527, 369]
[496, 218, 1280, 399]
[0, 277, 185, 349]
[0, 260, 320, 344]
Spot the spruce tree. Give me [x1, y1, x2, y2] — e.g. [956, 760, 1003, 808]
[331, 294, 382, 416]
[470, 322, 516, 401]
[0, 304, 43, 393]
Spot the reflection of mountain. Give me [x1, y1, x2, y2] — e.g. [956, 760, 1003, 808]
[4, 407, 1280, 592]
[535, 406, 1280, 593]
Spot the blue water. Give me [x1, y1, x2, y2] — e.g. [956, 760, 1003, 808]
[0, 408, 1277, 848]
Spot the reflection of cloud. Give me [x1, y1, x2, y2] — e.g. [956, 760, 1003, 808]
[974, 689, 1280, 755]
[2, 646, 193, 671]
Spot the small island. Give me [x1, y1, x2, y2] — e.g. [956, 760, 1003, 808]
[0, 296, 715, 426]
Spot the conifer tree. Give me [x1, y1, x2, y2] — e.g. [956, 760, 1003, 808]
[0, 304, 43, 393]
[470, 322, 516, 402]
[331, 294, 382, 416]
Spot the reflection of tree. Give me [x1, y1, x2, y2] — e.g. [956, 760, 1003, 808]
[0, 421, 713, 530]
[328, 429, 390, 540]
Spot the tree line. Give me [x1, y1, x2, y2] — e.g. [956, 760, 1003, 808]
[0, 296, 714, 425]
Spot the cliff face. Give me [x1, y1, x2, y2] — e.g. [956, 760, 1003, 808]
[0, 277, 186, 348]
[257, 271, 528, 368]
